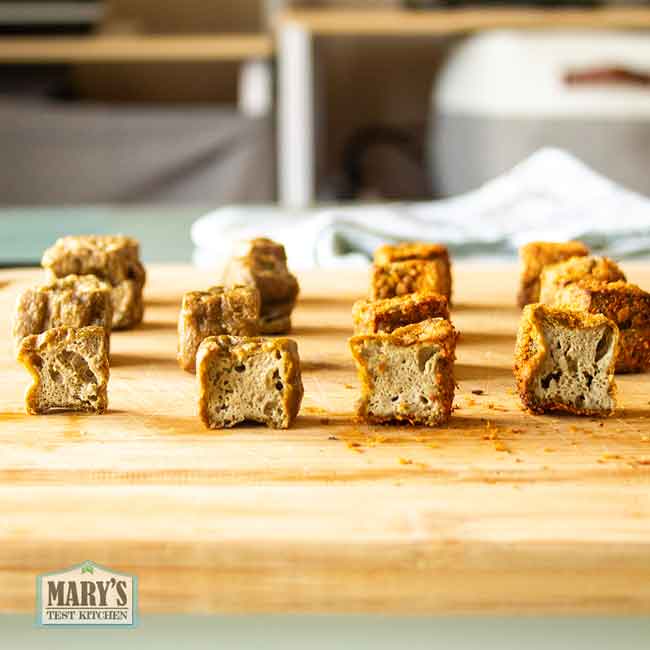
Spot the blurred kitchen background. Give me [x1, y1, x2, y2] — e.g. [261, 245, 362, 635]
[2, 0, 650, 264]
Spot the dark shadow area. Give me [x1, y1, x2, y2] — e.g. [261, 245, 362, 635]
[455, 363, 513, 381]
[612, 408, 650, 420]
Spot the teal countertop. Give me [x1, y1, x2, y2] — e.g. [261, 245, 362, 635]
[0, 205, 209, 266]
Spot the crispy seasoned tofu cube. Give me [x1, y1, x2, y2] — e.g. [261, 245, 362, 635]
[371, 242, 452, 301]
[197, 335, 304, 429]
[223, 238, 299, 334]
[538, 256, 626, 305]
[42, 235, 146, 329]
[550, 280, 650, 373]
[177, 285, 260, 373]
[352, 292, 449, 335]
[17, 325, 109, 414]
[12, 274, 113, 351]
[514, 304, 618, 416]
[517, 241, 589, 307]
[349, 318, 457, 426]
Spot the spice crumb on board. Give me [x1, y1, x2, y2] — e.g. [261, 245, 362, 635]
[471, 389, 484, 396]
[346, 441, 363, 453]
[398, 457, 413, 465]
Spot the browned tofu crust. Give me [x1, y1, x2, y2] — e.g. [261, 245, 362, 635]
[371, 242, 452, 302]
[539, 256, 626, 305]
[374, 242, 450, 265]
[349, 318, 457, 426]
[352, 292, 449, 335]
[551, 280, 650, 373]
[12, 274, 113, 350]
[371, 259, 452, 301]
[514, 304, 618, 416]
[517, 240, 589, 307]
[177, 285, 260, 373]
[42, 235, 146, 329]
[196, 335, 303, 429]
[17, 325, 109, 415]
[223, 237, 299, 334]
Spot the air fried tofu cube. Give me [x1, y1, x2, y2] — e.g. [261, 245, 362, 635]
[514, 304, 618, 416]
[517, 240, 589, 307]
[197, 335, 304, 429]
[352, 292, 449, 335]
[538, 255, 626, 305]
[223, 238, 299, 334]
[17, 325, 109, 414]
[177, 285, 261, 372]
[550, 280, 650, 373]
[371, 242, 452, 301]
[42, 235, 146, 329]
[349, 318, 457, 426]
[12, 274, 113, 351]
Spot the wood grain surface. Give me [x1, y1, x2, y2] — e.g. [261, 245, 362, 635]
[1, 265, 649, 615]
[281, 7, 650, 35]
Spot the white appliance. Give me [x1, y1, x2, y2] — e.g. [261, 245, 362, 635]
[430, 30, 650, 197]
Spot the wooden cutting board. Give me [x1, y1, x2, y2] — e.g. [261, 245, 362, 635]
[1, 264, 649, 615]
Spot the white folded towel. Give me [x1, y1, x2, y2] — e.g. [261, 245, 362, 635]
[191, 148, 650, 270]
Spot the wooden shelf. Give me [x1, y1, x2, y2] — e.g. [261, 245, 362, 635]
[0, 34, 273, 64]
[281, 6, 650, 36]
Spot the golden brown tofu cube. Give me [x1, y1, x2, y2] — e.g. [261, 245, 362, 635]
[514, 304, 618, 416]
[197, 335, 304, 429]
[550, 280, 650, 373]
[538, 255, 626, 305]
[17, 325, 109, 414]
[371, 242, 452, 301]
[352, 292, 449, 335]
[517, 240, 589, 307]
[349, 318, 457, 426]
[223, 237, 299, 334]
[12, 274, 113, 351]
[42, 235, 146, 329]
[177, 285, 260, 373]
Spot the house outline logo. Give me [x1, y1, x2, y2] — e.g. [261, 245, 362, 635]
[36, 561, 138, 628]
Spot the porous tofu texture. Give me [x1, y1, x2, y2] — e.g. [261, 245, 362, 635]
[514, 304, 618, 416]
[352, 292, 449, 335]
[197, 336, 303, 429]
[517, 240, 589, 307]
[17, 325, 109, 414]
[350, 318, 456, 426]
[12, 274, 113, 350]
[549, 280, 650, 373]
[177, 285, 260, 373]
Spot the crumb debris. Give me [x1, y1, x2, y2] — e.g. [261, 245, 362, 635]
[471, 389, 484, 396]
[398, 457, 413, 465]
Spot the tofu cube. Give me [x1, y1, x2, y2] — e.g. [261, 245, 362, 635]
[12, 274, 113, 351]
[17, 325, 109, 414]
[42, 235, 146, 329]
[223, 237, 299, 334]
[538, 255, 626, 305]
[349, 318, 457, 426]
[352, 292, 449, 335]
[371, 242, 452, 301]
[549, 280, 650, 374]
[177, 285, 260, 373]
[514, 304, 618, 416]
[197, 336, 304, 429]
[517, 240, 589, 307]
